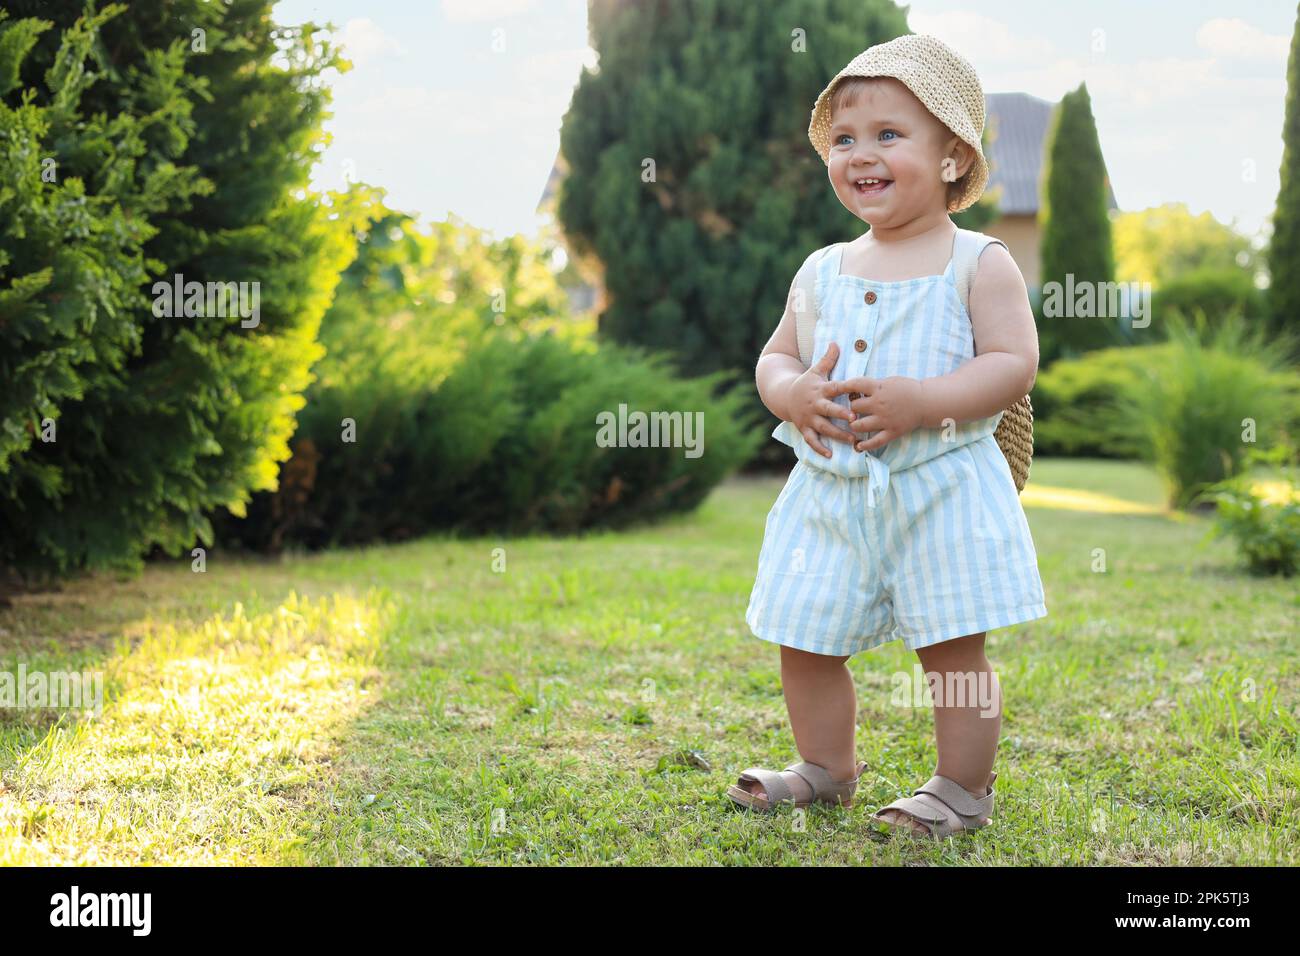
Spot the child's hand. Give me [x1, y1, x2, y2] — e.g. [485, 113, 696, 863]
[826, 376, 924, 452]
[783, 342, 858, 459]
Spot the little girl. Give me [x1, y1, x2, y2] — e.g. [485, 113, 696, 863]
[728, 34, 1048, 838]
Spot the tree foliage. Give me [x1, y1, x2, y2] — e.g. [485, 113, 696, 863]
[0, 0, 354, 582]
[1037, 82, 1119, 365]
[1268, 2, 1300, 339]
[558, 0, 911, 459]
[1113, 203, 1258, 287]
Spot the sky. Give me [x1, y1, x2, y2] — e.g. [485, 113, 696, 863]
[271, 0, 1295, 246]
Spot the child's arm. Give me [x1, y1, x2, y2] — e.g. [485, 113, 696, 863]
[914, 243, 1039, 429]
[754, 283, 806, 423]
[756, 275, 857, 456]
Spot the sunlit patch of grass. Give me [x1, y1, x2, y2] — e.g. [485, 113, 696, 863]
[1020, 484, 1167, 515]
[0, 590, 393, 865]
[1249, 480, 1299, 506]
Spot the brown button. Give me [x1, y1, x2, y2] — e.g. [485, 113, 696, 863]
[864, 290, 878, 304]
[848, 392, 862, 401]
[854, 339, 867, 352]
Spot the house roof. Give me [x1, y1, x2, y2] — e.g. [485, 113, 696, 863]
[985, 91, 1118, 215]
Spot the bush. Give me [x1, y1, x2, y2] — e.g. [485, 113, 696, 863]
[1120, 310, 1300, 509]
[214, 328, 762, 550]
[1200, 443, 1300, 577]
[428, 332, 761, 535]
[210, 201, 763, 551]
[1031, 346, 1163, 458]
[1151, 268, 1267, 333]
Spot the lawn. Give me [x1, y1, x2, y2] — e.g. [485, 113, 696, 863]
[1, 457, 1296, 865]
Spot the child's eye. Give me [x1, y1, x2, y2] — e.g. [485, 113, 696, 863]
[879, 129, 900, 142]
[835, 134, 853, 146]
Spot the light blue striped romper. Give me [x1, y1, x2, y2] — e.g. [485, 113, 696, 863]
[745, 234, 1048, 656]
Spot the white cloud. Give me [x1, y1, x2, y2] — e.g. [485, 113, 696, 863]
[1070, 57, 1220, 107]
[347, 47, 594, 146]
[516, 47, 599, 112]
[441, 0, 537, 23]
[909, 11, 1056, 64]
[352, 87, 491, 140]
[989, 54, 1283, 107]
[899, 9, 1285, 235]
[907, 12, 1284, 105]
[337, 18, 404, 67]
[1196, 18, 1289, 60]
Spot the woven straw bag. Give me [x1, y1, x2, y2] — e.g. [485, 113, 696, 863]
[790, 229, 1034, 492]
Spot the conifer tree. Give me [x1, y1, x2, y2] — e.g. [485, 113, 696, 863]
[0, 1, 354, 582]
[1268, 3, 1300, 342]
[1037, 82, 1120, 365]
[559, 0, 910, 391]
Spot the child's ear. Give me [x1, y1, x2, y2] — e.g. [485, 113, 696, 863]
[946, 136, 976, 180]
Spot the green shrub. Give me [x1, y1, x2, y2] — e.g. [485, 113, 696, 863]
[1200, 444, 1300, 577]
[1151, 268, 1267, 333]
[214, 328, 761, 550]
[1034, 311, 1300, 494]
[1031, 346, 1164, 458]
[428, 332, 761, 535]
[210, 201, 763, 551]
[1120, 310, 1300, 509]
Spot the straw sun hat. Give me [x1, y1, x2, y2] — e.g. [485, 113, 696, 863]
[807, 34, 989, 212]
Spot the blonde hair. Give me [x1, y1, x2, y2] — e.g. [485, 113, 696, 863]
[828, 76, 967, 212]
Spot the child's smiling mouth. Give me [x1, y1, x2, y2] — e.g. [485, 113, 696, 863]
[854, 176, 893, 196]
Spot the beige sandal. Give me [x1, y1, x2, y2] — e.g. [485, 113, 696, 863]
[869, 771, 997, 839]
[727, 760, 868, 812]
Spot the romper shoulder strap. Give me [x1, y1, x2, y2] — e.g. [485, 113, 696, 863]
[952, 229, 1009, 312]
[792, 242, 844, 367]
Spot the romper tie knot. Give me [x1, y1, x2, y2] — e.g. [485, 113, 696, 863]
[770, 419, 896, 505]
[864, 454, 891, 508]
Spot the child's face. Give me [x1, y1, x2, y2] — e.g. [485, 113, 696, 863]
[827, 77, 967, 227]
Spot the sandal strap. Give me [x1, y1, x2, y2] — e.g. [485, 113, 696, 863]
[785, 760, 861, 802]
[883, 796, 956, 827]
[783, 760, 831, 793]
[914, 774, 993, 818]
[737, 767, 794, 806]
[875, 794, 949, 826]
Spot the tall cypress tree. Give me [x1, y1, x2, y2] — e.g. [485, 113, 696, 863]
[558, 0, 910, 405]
[0, 1, 355, 582]
[1037, 82, 1120, 366]
[1268, 3, 1300, 342]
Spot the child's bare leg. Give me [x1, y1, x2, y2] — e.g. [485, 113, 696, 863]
[735, 644, 858, 803]
[877, 632, 1000, 833]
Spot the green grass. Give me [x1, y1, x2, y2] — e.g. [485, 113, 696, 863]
[1, 457, 1297, 865]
